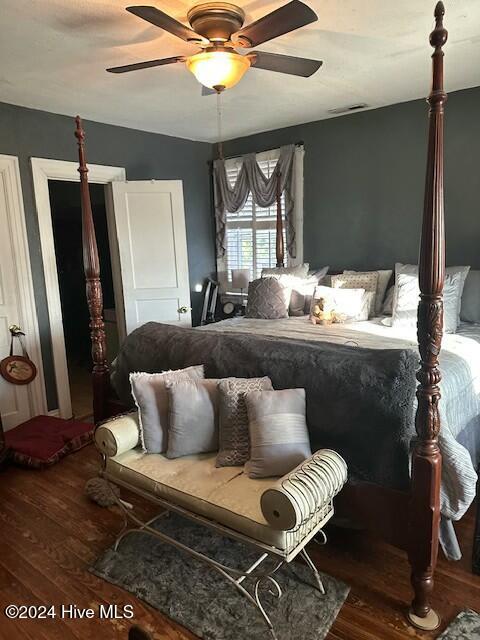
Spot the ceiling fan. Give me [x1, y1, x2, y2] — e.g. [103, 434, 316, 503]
[107, 1, 322, 92]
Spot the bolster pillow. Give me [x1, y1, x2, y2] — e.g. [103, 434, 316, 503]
[260, 449, 348, 531]
[94, 412, 140, 457]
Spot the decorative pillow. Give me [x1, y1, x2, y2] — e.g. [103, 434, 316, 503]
[393, 263, 470, 330]
[288, 276, 319, 316]
[166, 379, 219, 458]
[216, 376, 273, 467]
[331, 272, 379, 317]
[130, 365, 204, 453]
[245, 388, 311, 478]
[382, 286, 394, 315]
[269, 274, 322, 316]
[298, 267, 330, 313]
[392, 271, 463, 333]
[310, 285, 370, 323]
[309, 266, 330, 282]
[461, 270, 480, 324]
[344, 269, 393, 316]
[245, 277, 290, 319]
[262, 263, 309, 279]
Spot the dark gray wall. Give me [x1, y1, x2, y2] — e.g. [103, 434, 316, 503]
[222, 86, 480, 273]
[0, 101, 215, 410]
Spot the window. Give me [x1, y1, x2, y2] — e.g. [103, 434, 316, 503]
[224, 154, 286, 290]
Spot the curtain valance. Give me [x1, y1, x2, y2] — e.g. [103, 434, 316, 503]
[213, 144, 296, 260]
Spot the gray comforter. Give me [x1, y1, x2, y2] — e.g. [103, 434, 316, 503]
[111, 321, 418, 491]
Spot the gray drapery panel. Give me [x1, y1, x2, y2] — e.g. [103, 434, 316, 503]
[213, 144, 296, 260]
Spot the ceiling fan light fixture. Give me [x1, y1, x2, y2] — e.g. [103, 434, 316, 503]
[186, 50, 250, 90]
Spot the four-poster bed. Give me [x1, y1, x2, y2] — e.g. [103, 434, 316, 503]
[75, 2, 465, 628]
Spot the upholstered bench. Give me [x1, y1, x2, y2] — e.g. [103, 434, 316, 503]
[95, 412, 347, 639]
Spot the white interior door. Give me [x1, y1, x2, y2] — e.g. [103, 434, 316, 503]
[110, 180, 192, 334]
[0, 155, 46, 429]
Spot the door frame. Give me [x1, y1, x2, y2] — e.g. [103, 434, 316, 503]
[31, 158, 126, 418]
[0, 154, 47, 423]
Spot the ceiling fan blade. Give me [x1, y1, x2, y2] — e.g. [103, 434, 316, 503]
[201, 85, 217, 96]
[249, 51, 322, 77]
[233, 0, 317, 48]
[107, 56, 185, 74]
[126, 6, 207, 43]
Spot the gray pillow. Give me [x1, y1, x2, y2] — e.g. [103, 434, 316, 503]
[382, 285, 394, 315]
[245, 388, 312, 478]
[166, 379, 219, 459]
[130, 365, 204, 453]
[216, 376, 273, 468]
[392, 271, 462, 333]
[302, 266, 330, 314]
[460, 269, 480, 324]
[393, 263, 470, 328]
[245, 277, 290, 319]
[267, 274, 320, 316]
[392, 263, 470, 332]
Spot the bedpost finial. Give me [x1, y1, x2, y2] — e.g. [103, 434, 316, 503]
[74, 115, 85, 144]
[430, 2, 448, 50]
[435, 1, 445, 20]
[74, 116, 88, 174]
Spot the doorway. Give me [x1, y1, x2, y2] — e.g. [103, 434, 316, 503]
[31, 158, 126, 419]
[48, 180, 118, 420]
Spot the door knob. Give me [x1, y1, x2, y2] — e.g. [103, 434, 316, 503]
[177, 306, 190, 314]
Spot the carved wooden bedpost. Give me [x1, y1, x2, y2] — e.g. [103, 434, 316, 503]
[74, 116, 109, 424]
[408, 2, 447, 631]
[275, 166, 285, 267]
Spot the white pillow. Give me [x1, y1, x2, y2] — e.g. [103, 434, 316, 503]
[331, 272, 379, 318]
[311, 285, 371, 322]
[392, 271, 464, 333]
[393, 263, 470, 330]
[262, 263, 309, 279]
[344, 269, 393, 316]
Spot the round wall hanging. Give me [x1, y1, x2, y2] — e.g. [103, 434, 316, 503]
[0, 325, 37, 386]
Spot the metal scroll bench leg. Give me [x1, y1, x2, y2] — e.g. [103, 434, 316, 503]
[110, 492, 328, 640]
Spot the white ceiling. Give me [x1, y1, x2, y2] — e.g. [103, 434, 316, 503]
[1, 1, 479, 142]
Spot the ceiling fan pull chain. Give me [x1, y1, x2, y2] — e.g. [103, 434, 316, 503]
[217, 90, 224, 160]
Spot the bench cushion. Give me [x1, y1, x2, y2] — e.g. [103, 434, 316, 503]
[105, 448, 288, 550]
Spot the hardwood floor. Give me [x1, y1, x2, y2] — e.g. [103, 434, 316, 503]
[0, 444, 478, 640]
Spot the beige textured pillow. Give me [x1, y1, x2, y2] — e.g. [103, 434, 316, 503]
[130, 365, 204, 453]
[216, 376, 273, 467]
[166, 379, 219, 458]
[245, 388, 311, 478]
[331, 272, 379, 317]
[344, 269, 393, 316]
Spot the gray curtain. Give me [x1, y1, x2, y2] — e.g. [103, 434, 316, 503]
[213, 144, 296, 260]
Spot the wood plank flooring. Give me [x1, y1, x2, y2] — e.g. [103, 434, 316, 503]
[0, 444, 478, 640]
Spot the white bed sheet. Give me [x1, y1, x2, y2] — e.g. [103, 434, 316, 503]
[203, 316, 479, 522]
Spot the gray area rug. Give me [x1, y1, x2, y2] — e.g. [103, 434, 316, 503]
[91, 513, 349, 640]
[438, 610, 480, 639]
